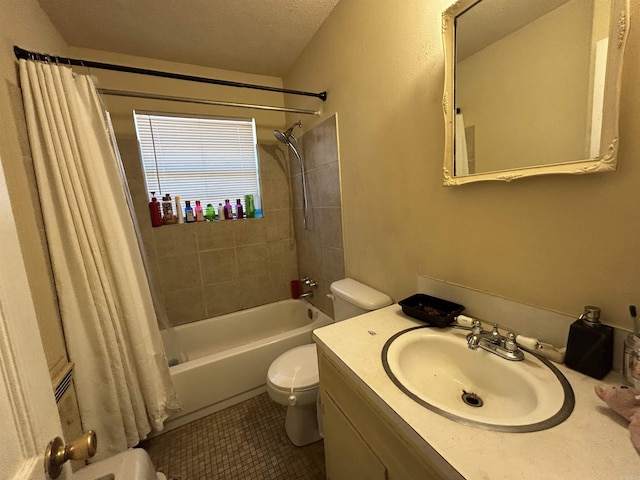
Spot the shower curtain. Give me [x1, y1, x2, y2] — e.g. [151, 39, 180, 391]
[19, 59, 181, 460]
[455, 113, 470, 176]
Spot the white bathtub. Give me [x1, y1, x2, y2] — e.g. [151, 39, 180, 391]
[160, 299, 333, 431]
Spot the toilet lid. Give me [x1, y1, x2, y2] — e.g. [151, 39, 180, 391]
[268, 344, 319, 390]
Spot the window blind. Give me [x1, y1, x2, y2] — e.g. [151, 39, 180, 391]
[134, 112, 260, 213]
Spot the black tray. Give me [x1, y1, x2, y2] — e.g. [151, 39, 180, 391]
[398, 294, 465, 327]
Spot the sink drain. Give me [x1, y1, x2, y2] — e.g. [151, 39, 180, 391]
[461, 391, 484, 408]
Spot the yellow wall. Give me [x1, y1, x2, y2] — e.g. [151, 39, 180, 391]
[0, 0, 69, 376]
[283, 0, 640, 330]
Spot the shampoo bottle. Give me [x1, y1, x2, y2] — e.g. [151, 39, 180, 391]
[244, 194, 255, 218]
[218, 203, 225, 221]
[223, 199, 233, 220]
[205, 203, 215, 221]
[195, 200, 205, 222]
[565, 306, 613, 379]
[235, 199, 244, 219]
[149, 192, 163, 227]
[161, 194, 177, 224]
[184, 201, 195, 223]
[175, 195, 184, 224]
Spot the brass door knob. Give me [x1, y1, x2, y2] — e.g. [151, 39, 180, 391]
[44, 430, 97, 479]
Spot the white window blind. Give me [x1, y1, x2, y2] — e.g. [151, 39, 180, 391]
[134, 112, 260, 213]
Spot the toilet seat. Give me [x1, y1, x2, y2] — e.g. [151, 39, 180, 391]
[267, 344, 319, 392]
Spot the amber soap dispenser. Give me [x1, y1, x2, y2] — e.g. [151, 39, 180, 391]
[565, 306, 613, 379]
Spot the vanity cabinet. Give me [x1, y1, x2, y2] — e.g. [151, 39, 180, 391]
[318, 349, 459, 480]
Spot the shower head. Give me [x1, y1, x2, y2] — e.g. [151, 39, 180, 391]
[273, 121, 302, 144]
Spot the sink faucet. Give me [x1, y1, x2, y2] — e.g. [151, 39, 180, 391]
[464, 320, 524, 361]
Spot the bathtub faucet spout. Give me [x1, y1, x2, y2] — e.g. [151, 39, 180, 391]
[299, 291, 314, 299]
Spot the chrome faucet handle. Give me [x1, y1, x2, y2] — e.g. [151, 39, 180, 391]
[301, 276, 317, 288]
[504, 332, 518, 352]
[471, 319, 482, 334]
[489, 324, 501, 343]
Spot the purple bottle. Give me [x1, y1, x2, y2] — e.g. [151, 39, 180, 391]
[223, 199, 233, 220]
[235, 199, 244, 219]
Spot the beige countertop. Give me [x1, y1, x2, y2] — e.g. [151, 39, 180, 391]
[313, 304, 640, 479]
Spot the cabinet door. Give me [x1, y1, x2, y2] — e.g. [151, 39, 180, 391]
[323, 392, 387, 480]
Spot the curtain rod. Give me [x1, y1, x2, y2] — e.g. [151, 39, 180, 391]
[99, 89, 321, 115]
[13, 45, 327, 102]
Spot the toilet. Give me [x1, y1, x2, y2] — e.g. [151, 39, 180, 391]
[72, 448, 166, 480]
[266, 278, 392, 446]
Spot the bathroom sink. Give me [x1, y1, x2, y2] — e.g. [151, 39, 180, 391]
[382, 326, 574, 432]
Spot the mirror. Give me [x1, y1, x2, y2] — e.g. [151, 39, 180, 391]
[442, 0, 629, 185]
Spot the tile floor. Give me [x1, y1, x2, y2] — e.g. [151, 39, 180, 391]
[140, 393, 326, 480]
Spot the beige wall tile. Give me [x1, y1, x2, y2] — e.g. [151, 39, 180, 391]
[261, 176, 291, 212]
[269, 239, 298, 277]
[203, 281, 242, 318]
[308, 162, 340, 208]
[237, 244, 270, 277]
[200, 248, 238, 285]
[266, 208, 294, 242]
[319, 207, 343, 249]
[239, 273, 275, 309]
[163, 286, 206, 326]
[158, 252, 202, 292]
[313, 115, 339, 167]
[153, 224, 198, 257]
[233, 218, 268, 246]
[195, 220, 234, 251]
[258, 144, 290, 182]
[323, 246, 345, 285]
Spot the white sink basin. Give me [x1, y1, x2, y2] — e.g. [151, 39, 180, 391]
[383, 326, 574, 432]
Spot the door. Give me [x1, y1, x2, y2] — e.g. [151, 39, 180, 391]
[0, 154, 69, 480]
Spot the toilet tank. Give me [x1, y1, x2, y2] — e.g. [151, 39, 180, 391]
[330, 278, 392, 321]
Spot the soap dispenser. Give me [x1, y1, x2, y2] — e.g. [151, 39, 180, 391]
[564, 306, 613, 379]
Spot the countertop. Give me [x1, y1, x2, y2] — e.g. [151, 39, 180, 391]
[313, 304, 640, 479]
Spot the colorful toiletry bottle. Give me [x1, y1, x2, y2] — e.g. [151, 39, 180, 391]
[175, 195, 184, 224]
[235, 199, 244, 219]
[195, 200, 205, 222]
[244, 194, 255, 218]
[223, 199, 233, 220]
[149, 192, 163, 227]
[218, 203, 225, 221]
[184, 200, 196, 223]
[565, 306, 613, 379]
[161, 194, 177, 224]
[205, 203, 215, 221]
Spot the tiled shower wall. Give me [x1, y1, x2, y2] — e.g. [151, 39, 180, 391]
[118, 139, 298, 326]
[117, 113, 343, 325]
[294, 115, 344, 316]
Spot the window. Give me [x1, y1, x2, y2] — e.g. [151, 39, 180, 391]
[134, 112, 261, 216]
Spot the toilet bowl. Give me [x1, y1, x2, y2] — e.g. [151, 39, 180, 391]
[266, 278, 392, 446]
[267, 343, 321, 446]
[71, 448, 166, 480]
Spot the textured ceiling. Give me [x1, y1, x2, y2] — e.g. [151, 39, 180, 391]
[37, 0, 340, 77]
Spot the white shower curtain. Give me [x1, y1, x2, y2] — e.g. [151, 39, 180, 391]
[455, 113, 470, 176]
[19, 59, 181, 460]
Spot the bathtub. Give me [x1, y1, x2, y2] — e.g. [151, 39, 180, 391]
[160, 299, 333, 431]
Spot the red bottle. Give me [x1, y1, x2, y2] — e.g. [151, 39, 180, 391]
[149, 192, 163, 227]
